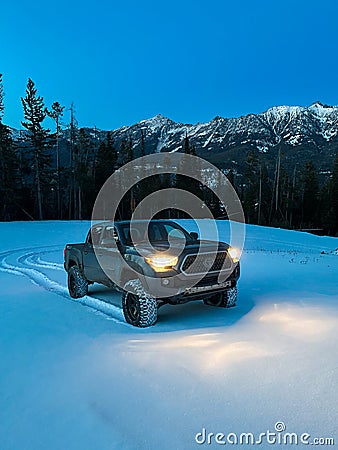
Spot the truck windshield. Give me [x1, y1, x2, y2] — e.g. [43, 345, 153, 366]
[117, 222, 193, 246]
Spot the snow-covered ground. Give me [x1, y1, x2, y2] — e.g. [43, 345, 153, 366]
[0, 221, 337, 449]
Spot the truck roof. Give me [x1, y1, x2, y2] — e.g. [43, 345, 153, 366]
[91, 219, 179, 227]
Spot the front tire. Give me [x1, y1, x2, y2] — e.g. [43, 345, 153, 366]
[68, 266, 88, 298]
[122, 279, 157, 328]
[225, 286, 238, 308]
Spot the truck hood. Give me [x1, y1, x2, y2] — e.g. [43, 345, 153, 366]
[129, 240, 229, 257]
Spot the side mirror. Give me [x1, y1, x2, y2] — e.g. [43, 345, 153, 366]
[190, 232, 198, 240]
[101, 238, 116, 247]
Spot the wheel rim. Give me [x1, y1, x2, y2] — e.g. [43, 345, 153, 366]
[126, 294, 141, 322]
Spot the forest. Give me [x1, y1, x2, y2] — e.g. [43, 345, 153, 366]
[1, 76, 337, 236]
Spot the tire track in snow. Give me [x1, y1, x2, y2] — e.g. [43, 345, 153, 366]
[0, 246, 129, 327]
[23, 253, 64, 271]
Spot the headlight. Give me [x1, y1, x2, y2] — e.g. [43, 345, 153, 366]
[145, 255, 178, 271]
[228, 247, 240, 263]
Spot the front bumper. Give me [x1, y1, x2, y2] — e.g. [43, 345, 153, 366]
[142, 263, 240, 302]
[165, 274, 238, 304]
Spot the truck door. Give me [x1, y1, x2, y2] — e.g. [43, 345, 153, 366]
[95, 225, 121, 284]
[83, 225, 105, 281]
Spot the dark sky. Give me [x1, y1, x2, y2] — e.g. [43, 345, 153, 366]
[1, 0, 338, 130]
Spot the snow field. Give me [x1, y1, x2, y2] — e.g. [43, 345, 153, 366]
[0, 220, 337, 449]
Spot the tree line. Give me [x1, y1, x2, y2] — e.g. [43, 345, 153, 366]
[0, 75, 337, 235]
[239, 149, 338, 234]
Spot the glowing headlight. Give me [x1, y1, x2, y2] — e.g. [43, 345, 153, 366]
[145, 255, 178, 271]
[228, 247, 240, 263]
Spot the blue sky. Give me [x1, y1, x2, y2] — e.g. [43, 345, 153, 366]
[1, 0, 338, 130]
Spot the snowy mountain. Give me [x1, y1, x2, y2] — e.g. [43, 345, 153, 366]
[103, 102, 338, 173]
[14, 102, 338, 175]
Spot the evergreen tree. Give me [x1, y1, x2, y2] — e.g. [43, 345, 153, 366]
[46, 101, 65, 218]
[255, 163, 273, 226]
[140, 129, 146, 157]
[75, 128, 94, 219]
[119, 137, 134, 165]
[95, 131, 118, 189]
[0, 74, 20, 220]
[184, 131, 190, 155]
[301, 161, 319, 227]
[107, 131, 118, 166]
[287, 165, 298, 228]
[78, 128, 92, 166]
[67, 102, 80, 219]
[227, 169, 235, 187]
[117, 137, 134, 217]
[277, 165, 291, 226]
[243, 150, 259, 223]
[319, 176, 333, 234]
[330, 154, 338, 234]
[174, 132, 205, 217]
[182, 130, 197, 156]
[0, 73, 4, 119]
[21, 78, 50, 220]
[268, 150, 294, 226]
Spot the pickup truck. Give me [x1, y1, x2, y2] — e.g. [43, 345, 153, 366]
[64, 220, 240, 327]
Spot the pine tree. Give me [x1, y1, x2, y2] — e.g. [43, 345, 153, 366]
[140, 128, 146, 157]
[0, 74, 20, 220]
[301, 161, 319, 227]
[330, 154, 338, 233]
[319, 176, 333, 234]
[67, 103, 80, 219]
[244, 150, 259, 223]
[182, 130, 196, 156]
[119, 137, 134, 165]
[95, 131, 118, 189]
[275, 164, 291, 227]
[174, 132, 204, 218]
[259, 163, 273, 225]
[227, 169, 235, 187]
[46, 101, 65, 218]
[0, 73, 4, 119]
[184, 131, 190, 155]
[75, 128, 94, 219]
[106, 131, 118, 166]
[21, 78, 50, 220]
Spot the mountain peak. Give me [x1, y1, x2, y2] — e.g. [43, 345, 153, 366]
[309, 101, 334, 110]
[140, 113, 172, 124]
[311, 101, 324, 107]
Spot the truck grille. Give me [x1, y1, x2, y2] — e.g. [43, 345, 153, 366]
[181, 251, 232, 275]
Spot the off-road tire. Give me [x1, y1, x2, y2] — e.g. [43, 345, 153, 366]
[204, 286, 237, 308]
[225, 286, 237, 308]
[68, 266, 88, 299]
[122, 279, 158, 327]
